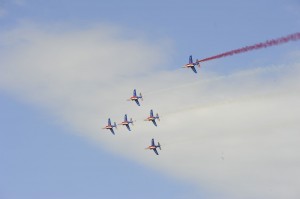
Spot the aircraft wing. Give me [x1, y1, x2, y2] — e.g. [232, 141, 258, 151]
[151, 138, 155, 146]
[109, 128, 115, 135]
[126, 124, 131, 131]
[124, 114, 128, 122]
[133, 89, 137, 97]
[150, 109, 154, 117]
[134, 99, 140, 106]
[189, 55, 193, 64]
[152, 120, 157, 127]
[191, 66, 197, 73]
[108, 118, 112, 125]
[153, 148, 159, 155]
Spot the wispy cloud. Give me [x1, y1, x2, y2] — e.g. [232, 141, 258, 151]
[1, 23, 300, 199]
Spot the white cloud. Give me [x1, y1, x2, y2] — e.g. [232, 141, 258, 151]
[1, 23, 300, 199]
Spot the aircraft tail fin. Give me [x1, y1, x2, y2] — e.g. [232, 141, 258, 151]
[139, 93, 143, 101]
[130, 118, 134, 125]
[114, 122, 117, 129]
[158, 142, 161, 150]
[196, 59, 200, 68]
[156, 113, 160, 121]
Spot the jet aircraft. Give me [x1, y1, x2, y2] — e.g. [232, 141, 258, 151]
[127, 89, 143, 106]
[144, 109, 160, 126]
[118, 114, 134, 131]
[145, 138, 161, 155]
[182, 55, 200, 73]
[102, 118, 117, 135]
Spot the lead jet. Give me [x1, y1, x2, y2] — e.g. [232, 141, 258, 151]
[102, 118, 117, 135]
[127, 89, 143, 106]
[118, 114, 134, 131]
[144, 109, 160, 126]
[182, 55, 200, 73]
[145, 138, 161, 155]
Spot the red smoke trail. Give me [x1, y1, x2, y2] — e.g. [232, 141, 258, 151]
[199, 32, 300, 63]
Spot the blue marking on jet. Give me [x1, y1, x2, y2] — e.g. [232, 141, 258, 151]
[144, 109, 160, 127]
[102, 118, 117, 135]
[145, 138, 161, 155]
[182, 55, 200, 73]
[127, 89, 143, 106]
[118, 114, 134, 131]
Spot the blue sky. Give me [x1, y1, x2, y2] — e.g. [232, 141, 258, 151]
[0, 0, 299, 199]
[0, 94, 200, 199]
